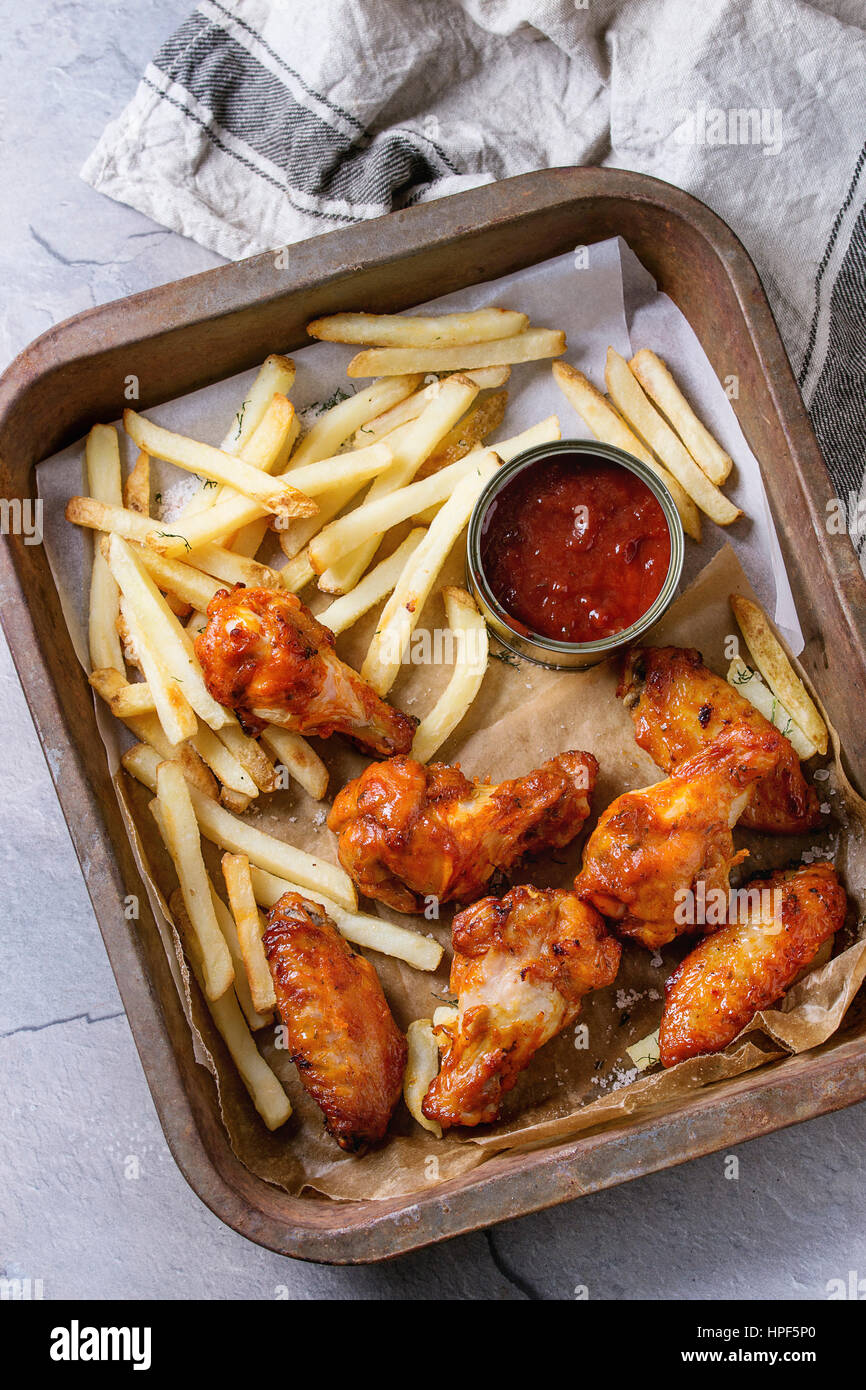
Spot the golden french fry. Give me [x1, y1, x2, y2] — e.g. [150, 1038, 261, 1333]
[347, 327, 566, 377]
[222, 853, 276, 1015]
[310, 448, 490, 578]
[290, 375, 422, 470]
[417, 390, 508, 476]
[730, 595, 828, 755]
[170, 889, 290, 1128]
[67, 495, 157, 543]
[119, 596, 199, 745]
[404, 1019, 442, 1136]
[551, 361, 702, 541]
[90, 667, 155, 719]
[85, 424, 125, 675]
[221, 357, 296, 455]
[149, 442, 392, 558]
[155, 761, 234, 1000]
[121, 733, 218, 802]
[249, 866, 442, 971]
[129, 543, 223, 611]
[89, 663, 215, 800]
[210, 888, 272, 1030]
[410, 415, 561, 524]
[189, 786, 356, 909]
[258, 726, 329, 800]
[629, 349, 732, 485]
[308, 308, 529, 348]
[726, 658, 819, 760]
[192, 722, 258, 798]
[316, 375, 481, 593]
[362, 455, 499, 694]
[124, 450, 151, 515]
[278, 548, 316, 593]
[604, 348, 741, 526]
[123, 410, 314, 519]
[317, 529, 427, 635]
[411, 587, 489, 762]
[214, 720, 277, 794]
[171, 541, 285, 591]
[352, 369, 511, 448]
[107, 535, 230, 730]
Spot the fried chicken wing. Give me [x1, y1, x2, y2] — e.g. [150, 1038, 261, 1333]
[659, 862, 846, 1067]
[619, 646, 821, 834]
[327, 751, 598, 913]
[195, 585, 416, 756]
[422, 885, 620, 1128]
[263, 892, 407, 1151]
[576, 723, 784, 950]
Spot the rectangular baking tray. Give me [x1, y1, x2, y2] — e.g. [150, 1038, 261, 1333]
[2, 168, 865, 1264]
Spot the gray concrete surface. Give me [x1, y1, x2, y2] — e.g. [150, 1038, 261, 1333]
[1, 0, 864, 1301]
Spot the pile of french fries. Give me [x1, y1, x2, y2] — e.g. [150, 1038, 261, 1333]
[65, 307, 571, 1133]
[553, 346, 742, 542]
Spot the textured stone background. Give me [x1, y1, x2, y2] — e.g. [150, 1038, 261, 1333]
[2, 0, 864, 1301]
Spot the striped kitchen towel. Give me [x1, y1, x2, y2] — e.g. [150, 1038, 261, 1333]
[82, 0, 866, 530]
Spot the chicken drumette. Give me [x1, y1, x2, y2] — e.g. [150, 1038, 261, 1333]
[619, 646, 820, 834]
[659, 862, 846, 1066]
[576, 723, 784, 951]
[327, 751, 598, 913]
[263, 892, 407, 1152]
[195, 585, 416, 756]
[422, 885, 621, 1129]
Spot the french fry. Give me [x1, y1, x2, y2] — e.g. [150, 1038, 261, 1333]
[192, 722, 258, 798]
[411, 587, 489, 762]
[124, 451, 151, 514]
[66, 495, 158, 544]
[309, 448, 490, 578]
[120, 731, 218, 802]
[85, 424, 125, 674]
[290, 375, 421, 470]
[129, 543, 223, 612]
[119, 596, 198, 745]
[629, 349, 733, 485]
[189, 787, 357, 909]
[174, 541, 285, 591]
[215, 719, 277, 794]
[432, 1004, 458, 1032]
[221, 356, 296, 455]
[259, 726, 329, 800]
[315, 375, 481, 592]
[279, 548, 316, 593]
[210, 888, 272, 1030]
[170, 889, 290, 1128]
[222, 853, 276, 1014]
[317, 529, 427, 635]
[88, 662, 216, 799]
[149, 442, 393, 558]
[155, 761, 234, 1000]
[403, 1019, 442, 1136]
[417, 390, 508, 476]
[347, 327, 566, 377]
[107, 535, 230, 730]
[352, 369, 511, 448]
[248, 866, 442, 971]
[604, 348, 741, 526]
[90, 667, 156, 719]
[123, 410, 315, 520]
[552, 361, 702, 541]
[730, 595, 828, 755]
[362, 455, 499, 694]
[726, 658, 819, 760]
[308, 307, 529, 348]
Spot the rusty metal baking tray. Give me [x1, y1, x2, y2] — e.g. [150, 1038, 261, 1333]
[2, 169, 865, 1264]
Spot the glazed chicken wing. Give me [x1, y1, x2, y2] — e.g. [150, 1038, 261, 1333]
[659, 862, 846, 1067]
[576, 723, 784, 950]
[422, 885, 621, 1128]
[263, 892, 407, 1151]
[327, 751, 598, 913]
[195, 585, 416, 756]
[619, 646, 820, 834]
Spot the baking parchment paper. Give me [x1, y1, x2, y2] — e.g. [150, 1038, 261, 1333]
[35, 242, 865, 1201]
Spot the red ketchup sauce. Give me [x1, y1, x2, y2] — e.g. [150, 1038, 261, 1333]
[479, 454, 671, 644]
